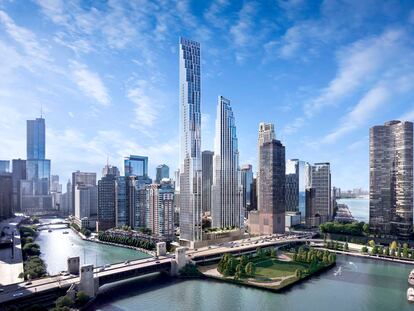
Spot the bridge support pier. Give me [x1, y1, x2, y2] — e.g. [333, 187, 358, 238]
[170, 247, 187, 276]
[79, 265, 99, 298]
[156, 242, 166, 257]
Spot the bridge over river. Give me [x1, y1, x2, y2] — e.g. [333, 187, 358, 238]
[0, 233, 318, 309]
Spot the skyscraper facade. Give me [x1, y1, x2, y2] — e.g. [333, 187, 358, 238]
[179, 37, 202, 245]
[21, 117, 52, 214]
[155, 164, 170, 183]
[286, 159, 308, 219]
[97, 174, 116, 231]
[148, 179, 175, 239]
[305, 162, 332, 226]
[72, 171, 96, 216]
[369, 120, 413, 236]
[249, 123, 285, 235]
[0, 160, 10, 173]
[124, 155, 148, 178]
[241, 164, 253, 217]
[11, 159, 26, 212]
[74, 184, 97, 229]
[102, 164, 120, 177]
[211, 96, 243, 229]
[201, 150, 214, 214]
[0, 173, 13, 219]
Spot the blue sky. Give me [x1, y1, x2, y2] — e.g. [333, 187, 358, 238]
[0, 0, 413, 190]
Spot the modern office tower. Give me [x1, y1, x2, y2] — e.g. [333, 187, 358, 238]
[211, 96, 243, 229]
[286, 159, 308, 219]
[201, 151, 214, 214]
[124, 155, 148, 178]
[50, 175, 62, 210]
[179, 37, 202, 245]
[74, 184, 97, 229]
[251, 177, 258, 211]
[0, 160, 10, 173]
[305, 162, 332, 226]
[11, 159, 26, 212]
[241, 164, 253, 218]
[102, 164, 120, 177]
[155, 164, 170, 183]
[21, 117, 52, 214]
[249, 123, 285, 235]
[148, 179, 175, 239]
[115, 176, 128, 227]
[0, 173, 13, 219]
[173, 169, 180, 191]
[97, 174, 117, 231]
[72, 171, 96, 216]
[369, 121, 413, 237]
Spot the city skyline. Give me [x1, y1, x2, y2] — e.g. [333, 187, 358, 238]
[0, 1, 414, 190]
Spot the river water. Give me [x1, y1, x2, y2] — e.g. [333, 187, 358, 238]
[36, 218, 151, 275]
[37, 217, 414, 311]
[92, 254, 413, 311]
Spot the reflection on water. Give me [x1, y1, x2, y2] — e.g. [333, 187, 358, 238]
[37, 218, 151, 275]
[92, 254, 413, 311]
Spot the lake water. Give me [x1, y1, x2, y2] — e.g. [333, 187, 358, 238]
[337, 197, 369, 223]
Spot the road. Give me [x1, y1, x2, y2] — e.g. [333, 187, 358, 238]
[0, 256, 171, 304]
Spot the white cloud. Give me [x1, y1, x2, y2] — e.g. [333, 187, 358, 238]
[230, 2, 256, 47]
[70, 61, 110, 106]
[322, 85, 390, 143]
[401, 109, 414, 121]
[127, 80, 159, 131]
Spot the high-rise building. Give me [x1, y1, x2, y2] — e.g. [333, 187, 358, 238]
[369, 120, 413, 236]
[286, 159, 308, 219]
[97, 174, 117, 231]
[179, 37, 202, 246]
[211, 96, 243, 229]
[0, 173, 12, 219]
[241, 164, 254, 218]
[72, 171, 96, 216]
[74, 184, 98, 229]
[201, 151, 214, 214]
[249, 123, 285, 235]
[21, 117, 52, 214]
[102, 164, 120, 177]
[116, 176, 128, 227]
[148, 179, 175, 239]
[50, 175, 62, 210]
[60, 179, 72, 217]
[11, 159, 26, 212]
[155, 164, 170, 183]
[0, 160, 10, 173]
[305, 162, 331, 226]
[124, 155, 148, 178]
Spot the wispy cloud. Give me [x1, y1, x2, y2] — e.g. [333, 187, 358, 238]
[70, 61, 110, 106]
[322, 85, 390, 143]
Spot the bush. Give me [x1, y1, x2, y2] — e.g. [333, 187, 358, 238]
[55, 296, 74, 308]
[319, 221, 365, 236]
[75, 291, 90, 306]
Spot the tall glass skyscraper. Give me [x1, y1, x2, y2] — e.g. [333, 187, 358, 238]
[201, 150, 214, 214]
[155, 164, 170, 183]
[286, 159, 308, 219]
[27, 118, 45, 160]
[241, 164, 253, 218]
[369, 120, 413, 236]
[211, 96, 243, 229]
[179, 37, 202, 245]
[124, 155, 148, 178]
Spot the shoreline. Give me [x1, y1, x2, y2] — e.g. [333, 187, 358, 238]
[316, 247, 414, 265]
[69, 227, 155, 257]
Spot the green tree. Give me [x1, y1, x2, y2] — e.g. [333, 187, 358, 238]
[385, 247, 390, 256]
[55, 296, 74, 308]
[75, 291, 90, 306]
[390, 241, 398, 251]
[368, 240, 375, 248]
[344, 242, 349, 251]
[270, 248, 277, 257]
[362, 223, 369, 234]
[240, 255, 248, 267]
[295, 269, 302, 279]
[245, 262, 255, 276]
[361, 246, 368, 253]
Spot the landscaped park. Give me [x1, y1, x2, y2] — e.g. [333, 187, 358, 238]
[200, 247, 336, 291]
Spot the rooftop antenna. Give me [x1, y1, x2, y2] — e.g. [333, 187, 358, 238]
[40, 104, 43, 118]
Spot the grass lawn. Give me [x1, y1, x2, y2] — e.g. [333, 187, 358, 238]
[254, 258, 307, 279]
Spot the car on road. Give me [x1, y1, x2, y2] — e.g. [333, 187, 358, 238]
[104, 264, 111, 268]
[0, 288, 4, 293]
[25, 281, 32, 285]
[155, 260, 160, 263]
[99, 267, 105, 272]
[13, 292, 23, 297]
[124, 260, 130, 265]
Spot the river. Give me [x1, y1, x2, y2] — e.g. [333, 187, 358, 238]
[92, 254, 413, 311]
[36, 218, 151, 275]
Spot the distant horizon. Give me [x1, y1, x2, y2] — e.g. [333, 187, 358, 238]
[0, 1, 413, 189]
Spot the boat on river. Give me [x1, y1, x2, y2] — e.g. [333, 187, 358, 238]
[408, 270, 414, 286]
[407, 288, 414, 302]
[63, 231, 69, 234]
[48, 229, 52, 232]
